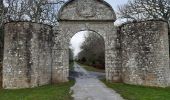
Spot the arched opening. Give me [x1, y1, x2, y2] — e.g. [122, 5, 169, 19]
[56, 0, 118, 84]
[69, 30, 105, 79]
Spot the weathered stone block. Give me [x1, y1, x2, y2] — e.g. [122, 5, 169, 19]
[120, 20, 170, 87]
[3, 22, 53, 89]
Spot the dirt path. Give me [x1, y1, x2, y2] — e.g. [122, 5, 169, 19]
[71, 62, 125, 100]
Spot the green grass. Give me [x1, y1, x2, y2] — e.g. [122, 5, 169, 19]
[0, 80, 75, 100]
[102, 80, 170, 100]
[77, 62, 105, 73]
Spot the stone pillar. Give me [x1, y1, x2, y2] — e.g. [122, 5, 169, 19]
[120, 20, 170, 87]
[51, 49, 69, 83]
[3, 22, 53, 89]
[51, 30, 69, 83]
[105, 27, 122, 82]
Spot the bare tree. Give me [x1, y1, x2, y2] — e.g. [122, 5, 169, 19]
[77, 31, 105, 69]
[4, 0, 65, 26]
[118, 0, 170, 22]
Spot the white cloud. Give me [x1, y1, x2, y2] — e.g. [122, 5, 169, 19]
[105, 0, 128, 10]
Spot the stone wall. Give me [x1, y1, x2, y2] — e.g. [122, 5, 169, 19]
[120, 20, 170, 87]
[56, 21, 120, 83]
[3, 22, 53, 89]
[1, 0, 170, 89]
[0, 27, 2, 87]
[2, 20, 170, 89]
[58, 0, 116, 21]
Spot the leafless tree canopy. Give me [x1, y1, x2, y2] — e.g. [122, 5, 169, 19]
[4, 0, 65, 26]
[118, 0, 170, 22]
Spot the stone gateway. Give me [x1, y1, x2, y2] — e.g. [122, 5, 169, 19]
[2, 0, 170, 89]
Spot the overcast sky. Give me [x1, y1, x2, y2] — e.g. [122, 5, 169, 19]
[106, 0, 128, 10]
[70, 0, 128, 56]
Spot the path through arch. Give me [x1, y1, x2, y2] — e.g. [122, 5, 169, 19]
[70, 62, 124, 100]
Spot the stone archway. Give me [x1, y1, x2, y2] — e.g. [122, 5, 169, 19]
[2, 0, 170, 89]
[51, 0, 122, 83]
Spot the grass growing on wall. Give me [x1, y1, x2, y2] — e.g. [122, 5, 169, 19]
[102, 79, 170, 100]
[0, 80, 75, 100]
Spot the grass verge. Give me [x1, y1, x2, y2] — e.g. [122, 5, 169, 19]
[0, 80, 75, 100]
[77, 62, 105, 73]
[101, 79, 170, 100]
